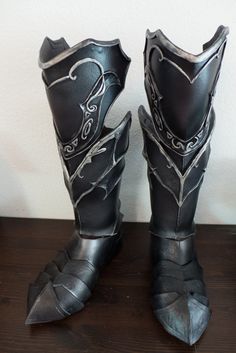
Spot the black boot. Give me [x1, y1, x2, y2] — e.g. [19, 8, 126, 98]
[26, 37, 131, 324]
[139, 25, 228, 345]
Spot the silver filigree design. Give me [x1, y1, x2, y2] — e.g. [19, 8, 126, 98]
[148, 40, 226, 84]
[63, 138, 78, 153]
[59, 115, 130, 207]
[39, 38, 130, 70]
[51, 59, 106, 150]
[81, 118, 94, 140]
[145, 66, 213, 156]
[142, 120, 214, 207]
[52, 58, 121, 157]
[146, 26, 229, 64]
[70, 146, 107, 181]
[144, 37, 226, 156]
[48, 58, 105, 89]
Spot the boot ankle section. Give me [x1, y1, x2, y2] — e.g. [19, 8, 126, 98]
[151, 233, 195, 266]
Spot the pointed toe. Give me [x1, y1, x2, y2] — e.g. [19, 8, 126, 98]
[25, 282, 67, 325]
[139, 23, 228, 346]
[187, 294, 211, 345]
[154, 293, 211, 345]
[26, 233, 121, 324]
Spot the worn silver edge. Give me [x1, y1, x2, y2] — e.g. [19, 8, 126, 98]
[146, 25, 229, 63]
[39, 38, 131, 69]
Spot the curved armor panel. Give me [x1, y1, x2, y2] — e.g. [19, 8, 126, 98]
[26, 37, 131, 324]
[139, 25, 228, 345]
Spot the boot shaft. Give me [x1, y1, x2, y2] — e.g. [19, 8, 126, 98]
[139, 26, 229, 239]
[144, 26, 228, 144]
[39, 37, 131, 236]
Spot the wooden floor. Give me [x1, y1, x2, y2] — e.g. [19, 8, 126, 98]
[0, 218, 235, 353]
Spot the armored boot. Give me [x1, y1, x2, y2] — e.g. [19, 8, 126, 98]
[139, 26, 228, 344]
[26, 37, 131, 324]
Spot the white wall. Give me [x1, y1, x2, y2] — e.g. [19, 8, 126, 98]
[0, 0, 235, 223]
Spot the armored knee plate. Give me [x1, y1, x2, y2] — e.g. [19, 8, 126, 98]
[26, 37, 131, 324]
[139, 26, 228, 344]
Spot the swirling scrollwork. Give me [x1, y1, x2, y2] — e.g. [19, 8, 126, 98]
[145, 67, 211, 156]
[54, 58, 120, 158]
[81, 118, 94, 140]
[63, 138, 78, 154]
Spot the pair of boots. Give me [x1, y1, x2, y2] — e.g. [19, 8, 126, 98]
[25, 25, 229, 345]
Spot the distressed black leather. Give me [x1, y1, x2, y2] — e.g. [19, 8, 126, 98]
[26, 37, 131, 324]
[139, 25, 228, 345]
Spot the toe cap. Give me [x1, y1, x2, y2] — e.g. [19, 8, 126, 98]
[25, 282, 67, 325]
[154, 293, 211, 345]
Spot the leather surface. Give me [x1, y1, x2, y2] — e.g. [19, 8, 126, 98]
[139, 25, 229, 345]
[140, 25, 228, 239]
[26, 231, 121, 324]
[26, 37, 131, 324]
[40, 37, 131, 237]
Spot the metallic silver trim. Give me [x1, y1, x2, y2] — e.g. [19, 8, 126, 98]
[81, 118, 94, 140]
[101, 173, 123, 200]
[74, 153, 124, 208]
[58, 75, 121, 158]
[39, 38, 130, 69]
[146, 25, 229, 63]
[46, 49, 130, 160]
[145, 67, 214, 156]
[148, 41, 226, 84]
[53, 59, 121, 158]
[48, 58, 105, 89]
[141, 118, 214, 207]
[60, 114, 130, 206]
[70, 146, 107, 182]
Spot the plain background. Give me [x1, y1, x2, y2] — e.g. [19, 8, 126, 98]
[0, 0, 235, 223]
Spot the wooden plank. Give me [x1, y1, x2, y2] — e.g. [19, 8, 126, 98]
[0, 218, 235, 353]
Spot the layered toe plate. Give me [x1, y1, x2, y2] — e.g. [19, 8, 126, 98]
[139, 25, 228, 345]
[26, 230, 121, 324]
[151, 235, 211, 345]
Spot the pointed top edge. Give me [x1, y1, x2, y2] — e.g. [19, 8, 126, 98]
[146, 25, 229, 63]
[39, 38, 130, 70]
